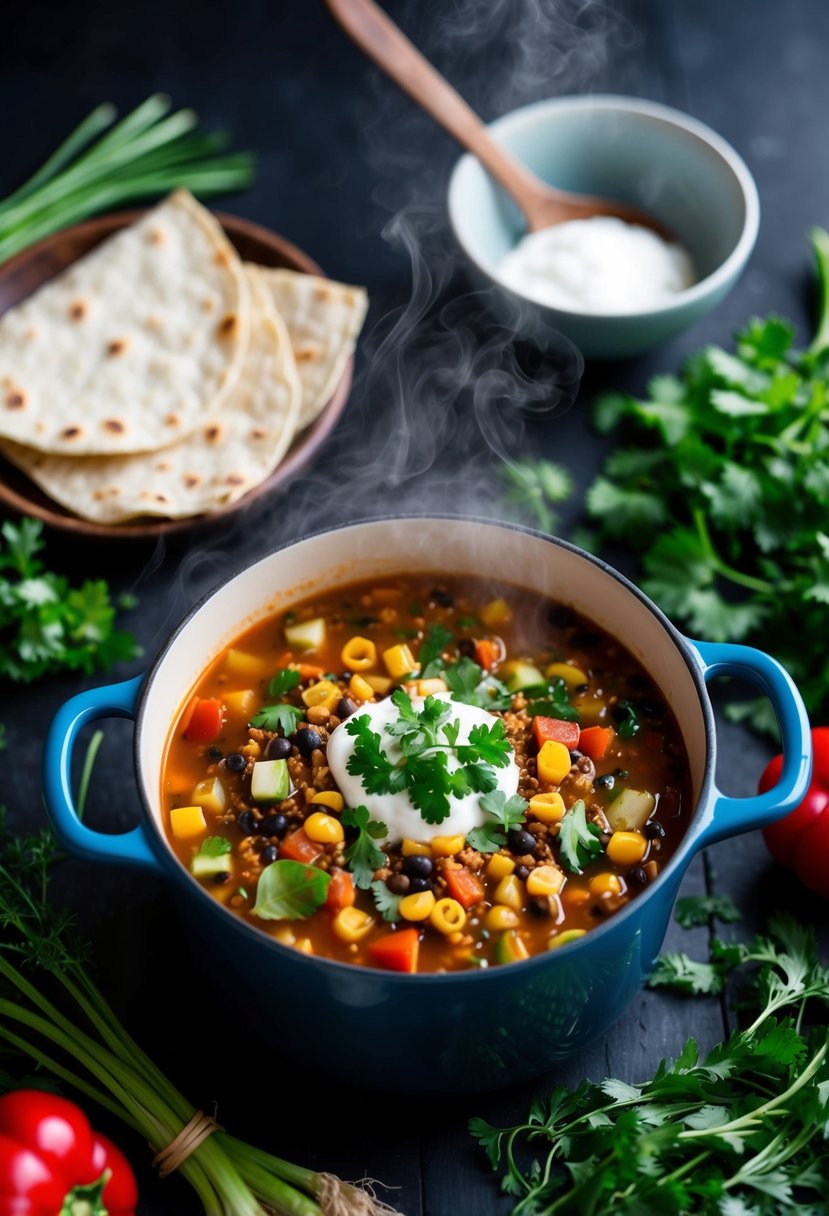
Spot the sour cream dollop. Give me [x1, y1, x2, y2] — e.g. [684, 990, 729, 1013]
[497, 216, 695, 314]
[326, 695, 519, 846]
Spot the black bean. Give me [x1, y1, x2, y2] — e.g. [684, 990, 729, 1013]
[594, 774, 615, 791]
[387, 873, 410, 895]
[293, 728, 321, 757]
[628, 867, 648, 886]
[337, 697, 358, 720]
[528, 894, 554, 917]
[339, 672, 353, 683]
[213, 872, 231, 885]
[259, 813, 288, 839]
[571, 631, 601, 649]
[208, 746, 223, 762]
[644, 820, 666, 839]
[237, 810, 257, 835]
[260, 844, 279, 865]
[547, 605, 575, 628]
[569, 749, 583, 763]
[402, 854, 433, 879]
[514, 864, 530, 882]
[265, 736, 292, 761]
[225, 752, 247, 773]
[359, 615, 379, 628]
[407, 875, 431, 893]
[430, 588, 454, 607]
[507, 828, 537, 855]
[457, 638, 476, 658]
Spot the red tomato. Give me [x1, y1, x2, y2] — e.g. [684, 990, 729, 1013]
[578, 726, 614, 761]
[759, 726, 829, 896]
[182, 697, 224, 744]
[369, 928, 420, 973]
[532, 716, 581, 750]
[444, 868, 484, 909]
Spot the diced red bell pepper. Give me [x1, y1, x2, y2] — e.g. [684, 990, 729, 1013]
[475, 638, 499, 672]
[369, 928, 420, 973]
[181, 697, 223, 744]
[578, 725, 614, 761]
[532, 716, 581, 750]
[279, 828, 322, 864]
[444, 868, 485, 909]
[325, 867, 356, 912]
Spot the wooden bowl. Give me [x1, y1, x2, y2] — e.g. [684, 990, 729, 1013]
[0, 211, 354, 539]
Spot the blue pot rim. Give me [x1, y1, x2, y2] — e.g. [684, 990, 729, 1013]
[130, 513, 717, 985]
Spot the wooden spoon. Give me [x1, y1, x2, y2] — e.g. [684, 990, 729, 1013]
[323, 0, 664, 236]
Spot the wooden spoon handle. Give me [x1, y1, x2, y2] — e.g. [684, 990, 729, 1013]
[322, 0, 549, 223]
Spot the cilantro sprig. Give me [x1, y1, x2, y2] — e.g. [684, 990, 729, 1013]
[472, 911, 829, 1213]
[557, 800, 602, 874]
[249, 704, 302, 735]
[0, 518, 139, 682]
[345, 690, 511, 825]
[341, 805, 387, 889]
[467, 791, 529, 854]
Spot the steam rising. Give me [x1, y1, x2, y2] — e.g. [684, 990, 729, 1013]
[124, 0, 643, 651]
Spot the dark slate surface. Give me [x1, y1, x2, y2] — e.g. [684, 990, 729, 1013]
[1, 1, 828, 1212]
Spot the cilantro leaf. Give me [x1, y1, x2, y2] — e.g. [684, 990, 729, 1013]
[370, 879, 401, 923]
[342, 805, 387, 889]
[249, 704, 302, 736]
[406, 752, 454, 824]
[526, 676, 579, 723]
[557, 800, 602, 874]
[501, 459, 574, 534]
[456, 721, 512, 768]
[197, 836, 231, 859]
[467, 791, 529, 853]
[251, 860, 330, 920]
[675, 894, 742, 929]
[267, 667, 301, 697]
[345, 714, 402, 794]
[418, 623, 454, 671]
[444, 657, 511, 710]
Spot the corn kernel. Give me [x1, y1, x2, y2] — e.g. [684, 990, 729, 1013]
[417, 678, 448, 697]
[364, 674, 393, 695]
[606, 830, 648, 866]
[537, 740, 571, 786]
[430, 834, 464, 857]
[589, 872, 623, 897]
[401, 838, 431, 857]
[562, 885, 591, 907]
[545, 662, 590, 688]
[273, 926, 296, 946]
[341, 636, 377, 671]
[223, 689, 257, 719]
[526, 865, 566, 898]
[398, 890, 436, 921]
[486, 853, 515, 881]
[493, 874, 523, 911]
[529, 791, 566, 823]
[548, 928, 587, 950]
[333, 907, 375, 942]
[480, 597, 513, 627]
[170, 805, 206, 840]
[190, 777, 227, 815]
[484, 904, 520, 931]
[304, 812, 345, 844]
[301, 680, 341, 711]
[224, 648, 261, 679]
[349, 674, 375, 702]
[240, 739, 261, 759]
[312, 790, 345, 813]
[430, 897, 467, 935]
[295, 938, 314, 955]
[382, 643, 416, 680]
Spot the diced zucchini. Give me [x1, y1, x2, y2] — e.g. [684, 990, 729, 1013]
[190, 776, 227, 815]
[499, 660, 545, 693]
[284, 617, 326, 652]
[191, 851, 232, 878]
[606, 788, 656, 832]
[251, 759, 290, 803]
[224, 648, 262, 679]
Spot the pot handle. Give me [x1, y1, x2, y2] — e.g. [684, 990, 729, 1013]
[43, 674, 162, 873]
[688, 639, 812, 847]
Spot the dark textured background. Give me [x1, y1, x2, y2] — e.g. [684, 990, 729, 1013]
[1, 1, 828, 1212]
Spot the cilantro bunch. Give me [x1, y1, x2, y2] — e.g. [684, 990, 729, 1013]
[472, 911, 829, 1214]
[345, 689, 511, 825]
[0, 518, 138, 682]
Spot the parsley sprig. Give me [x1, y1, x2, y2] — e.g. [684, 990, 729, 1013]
[341, 805, 387, 889]
[345, 690, 511, 825]
[472, 912, 829, 1214]
[557, 799, 602, 874]
[467, 791, 528, 854]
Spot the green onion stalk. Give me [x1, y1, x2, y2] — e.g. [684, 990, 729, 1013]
[0, 805, 399, 1215]
[0, 94, 256, 263]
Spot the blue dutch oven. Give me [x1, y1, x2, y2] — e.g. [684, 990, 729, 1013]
[43, 519, 812, 1093]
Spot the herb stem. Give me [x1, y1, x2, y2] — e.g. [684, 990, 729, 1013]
[809, 226, 829, 354]
[693, 508, 774, 594]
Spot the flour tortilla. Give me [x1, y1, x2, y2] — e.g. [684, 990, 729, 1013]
[256, 268, 367, 426]
[0, 266, 300, 523]
[0, 190, 249, 455]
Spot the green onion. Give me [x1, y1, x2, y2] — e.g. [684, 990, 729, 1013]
[0, 95, 255, 263]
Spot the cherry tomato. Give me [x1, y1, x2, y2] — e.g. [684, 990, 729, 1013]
[759, 726, 829, 896]
[182, 697, 223, 744]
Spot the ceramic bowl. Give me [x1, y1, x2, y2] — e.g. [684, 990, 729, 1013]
[448, 95, 760, 359]
[43, 518, 809, 1094]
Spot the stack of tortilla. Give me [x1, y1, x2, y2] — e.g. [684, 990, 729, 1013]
[0, 190, 367, 524]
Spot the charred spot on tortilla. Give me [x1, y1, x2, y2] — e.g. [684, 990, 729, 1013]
[202, 297, 216, 313]
[217, 313, 238, 338]
[155, 460, 172, 472]
[106, 338, 128, 357]
[225, 473, 245, 486]
[69, 300, 87, 321]
[164, 413, 181, 428]
[147, 227, 166, 246]
[204, 424, 222, 444]
[250, 428, 268, 440]
[103, 419, 125, 433]
[296, 343, 321, 363]
[214, 250, 231, 267]
[61, 426, 82, 440]
[5, 390, 25, 410]
[183, 474, 201, 489]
